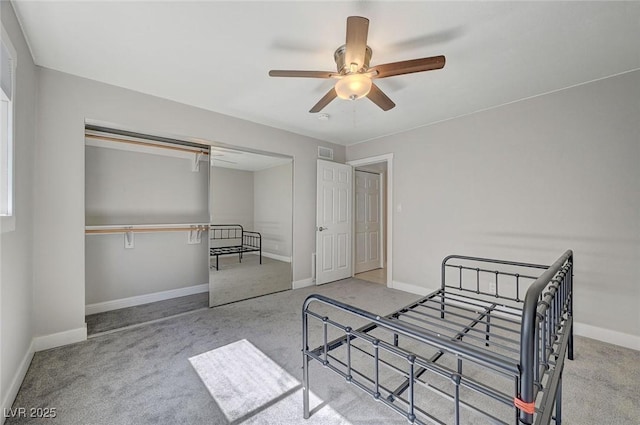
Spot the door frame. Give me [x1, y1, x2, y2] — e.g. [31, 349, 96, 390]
[346, 153, 393, 287]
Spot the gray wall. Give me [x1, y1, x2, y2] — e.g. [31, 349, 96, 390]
[33, 67, 345, 340]
[85, 232, 208, 304]
[86, 145, 209, 225]
[347, 70, 640, 339]
[210, 166, 254, 229]
[254, 163, 293, 258]
[0, 0, 37, 414]
[85, 145, 209, 305]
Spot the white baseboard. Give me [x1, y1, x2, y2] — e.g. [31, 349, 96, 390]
[33, 325, 87, 352]
[293, 277, 314, 290]
[392, 281, 639, 352]
[1, 341, 35, 424]
[85, 283, 208, 315]
[248, 251, 292, 263]
[263, 252, 291, 263]
[391, 280, 438, 296]
[573, 322, 640, 351]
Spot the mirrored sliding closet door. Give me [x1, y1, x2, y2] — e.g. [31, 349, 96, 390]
[208, 147, 293, 307]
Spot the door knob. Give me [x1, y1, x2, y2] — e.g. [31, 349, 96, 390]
[318, 226, 328, 231]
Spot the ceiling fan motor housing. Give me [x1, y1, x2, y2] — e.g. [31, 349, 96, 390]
[334, 44, 372, 73]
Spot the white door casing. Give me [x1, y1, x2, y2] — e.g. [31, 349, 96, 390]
[316, 159, 352, 285]
[354, 171, 383, 274]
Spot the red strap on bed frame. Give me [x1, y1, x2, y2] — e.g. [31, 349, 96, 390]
[513, 397, 536, 415]
[513, 397, 536, 414]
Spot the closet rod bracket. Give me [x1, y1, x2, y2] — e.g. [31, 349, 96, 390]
[124, 227, 135, 249]
[188, 225, 203, 244]
[192, 152, 203, 172]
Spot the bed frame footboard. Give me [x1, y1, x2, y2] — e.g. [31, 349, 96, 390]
[517, 250, 573, 424]
[302, 250, 573, 425]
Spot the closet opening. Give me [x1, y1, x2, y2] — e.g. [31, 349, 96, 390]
[84, 125, 211, 336]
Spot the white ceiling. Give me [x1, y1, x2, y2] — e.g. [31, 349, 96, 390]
[13, 1, 640, 146]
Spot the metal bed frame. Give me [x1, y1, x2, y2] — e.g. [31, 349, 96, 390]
[209, 224, 262, 270]
[302, 250, 573, 425]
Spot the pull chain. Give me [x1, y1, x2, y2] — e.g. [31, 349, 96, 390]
[352, 100, 357, 128]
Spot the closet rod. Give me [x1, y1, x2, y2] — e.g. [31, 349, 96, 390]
[85, 133, 210, 156]
[86, 225, 208, 235]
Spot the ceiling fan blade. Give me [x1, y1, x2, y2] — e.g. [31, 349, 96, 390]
[371, 55, 445, 79]
[366, 83, 395, 111]
[309, 88, 337, 113]
[345, 16, 369, 71]
[269, 70, 337, 78]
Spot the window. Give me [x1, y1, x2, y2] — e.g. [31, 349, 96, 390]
[1, 26, 16, 223]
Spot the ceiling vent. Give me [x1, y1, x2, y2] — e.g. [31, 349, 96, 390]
[318, 146, 334, 160]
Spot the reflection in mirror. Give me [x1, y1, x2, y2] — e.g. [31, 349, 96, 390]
[209, 147, 293, 306]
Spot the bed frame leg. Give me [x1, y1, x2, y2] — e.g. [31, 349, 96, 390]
[303, 354, 310, 419]
[555, 374, 563, 424]
[568, 325, 574, 361]
[568, 257, 574, 361]
[302, 307, 310, 419]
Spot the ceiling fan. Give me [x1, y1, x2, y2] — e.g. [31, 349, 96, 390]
[269, 16, 445, 113]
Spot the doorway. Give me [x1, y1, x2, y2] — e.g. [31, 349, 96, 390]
[347, 154, 393, 287]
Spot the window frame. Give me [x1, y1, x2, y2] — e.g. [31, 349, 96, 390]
[1, 24, 17, 232]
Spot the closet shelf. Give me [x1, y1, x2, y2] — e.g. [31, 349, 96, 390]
[85, 223, 209, 234]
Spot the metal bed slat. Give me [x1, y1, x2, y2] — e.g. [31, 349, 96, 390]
[409, 301, 522, 334]
[431, 291, 525, 321]
[396, 312, 521, 356]
[398, 307, 522, 346]
[398, 298, 519, 340]
[304, 293, 520, 373]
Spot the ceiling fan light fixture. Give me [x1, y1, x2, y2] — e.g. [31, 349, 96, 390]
[335, 73, 372, 100]
[269, 16, 444, 112]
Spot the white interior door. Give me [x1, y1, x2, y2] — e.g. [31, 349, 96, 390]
[354, 171, 383, 274]
[316, 159, 352, 285]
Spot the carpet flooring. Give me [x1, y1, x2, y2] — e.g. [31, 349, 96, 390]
[190, 339, 350, 425]
[85, 292, 209, 336]
[85, 255, 291, 335]
[210, 255, 291, 306]
[7, 278, 640, 424]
